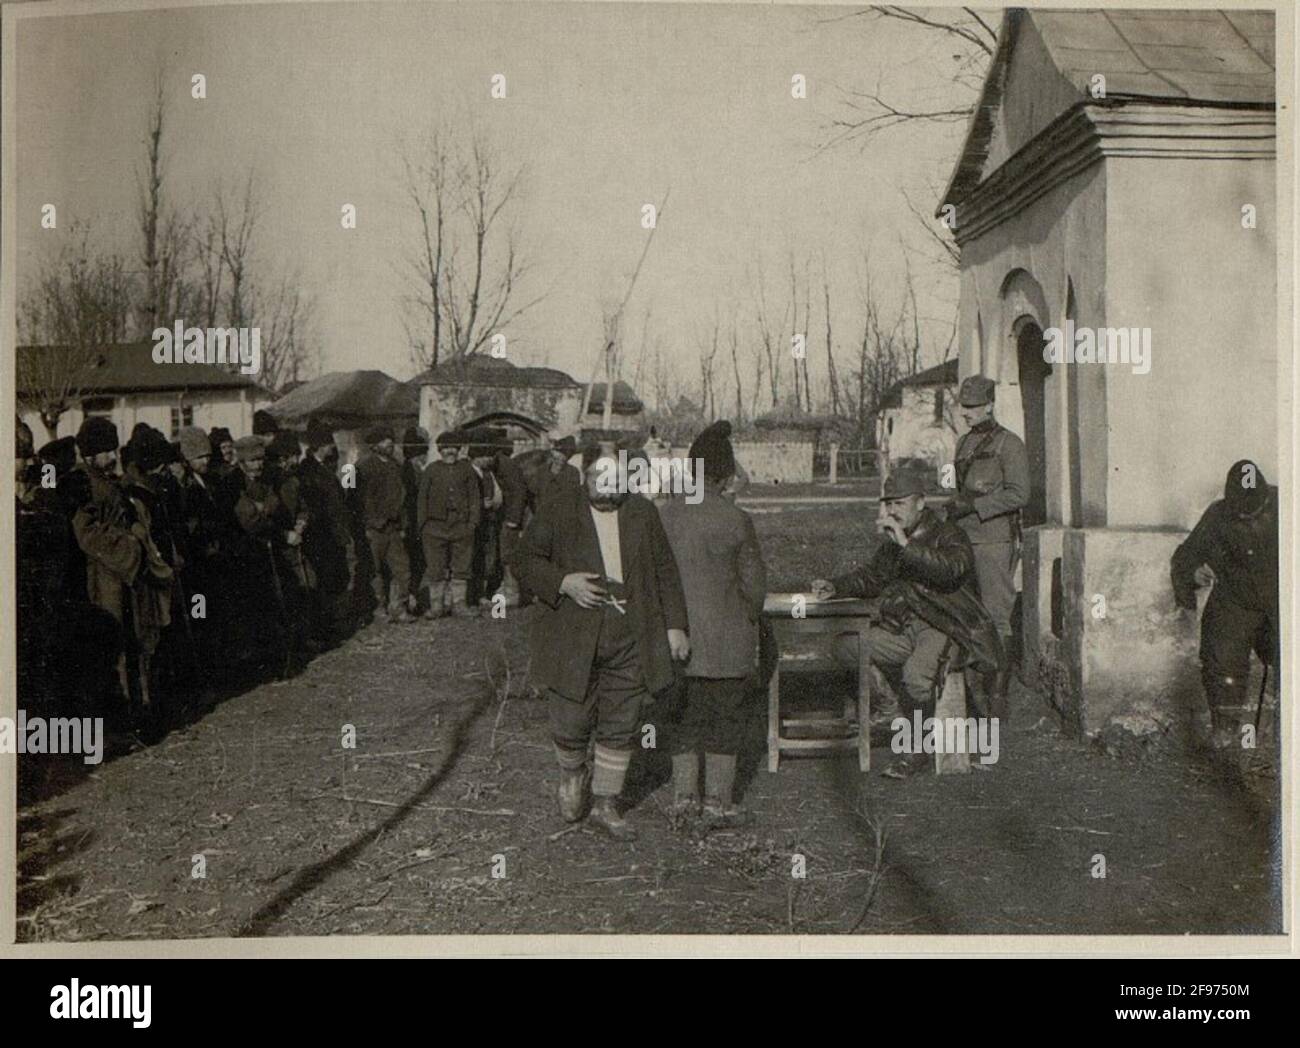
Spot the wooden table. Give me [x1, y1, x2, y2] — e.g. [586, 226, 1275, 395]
[763, 593, 878, 772]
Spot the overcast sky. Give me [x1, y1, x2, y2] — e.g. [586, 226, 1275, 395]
[14, 0, 976, 404]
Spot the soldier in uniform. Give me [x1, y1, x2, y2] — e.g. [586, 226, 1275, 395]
[947, 375, 1029, 719]
[417, 430, 481, 618]
[1171, 459, 1279, 751]
[812, 467, 1005, 778]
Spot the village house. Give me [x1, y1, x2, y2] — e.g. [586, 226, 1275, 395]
[266, 369, 419, 463]
[876, 358, 960, 471]
[17, 341, 272, 445]
[415, 355, 644, 445]
[939, 8, 1276, 738]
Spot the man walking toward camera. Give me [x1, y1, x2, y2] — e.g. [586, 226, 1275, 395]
[515, 445, 690, 839]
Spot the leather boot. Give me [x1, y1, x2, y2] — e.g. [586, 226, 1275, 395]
[557, 766, 591, 822]
[588, 796, 637, 840]
[990, 634, 1015, 722]
[1205, 675, 1248, 752]
[703, 753, 752, 828]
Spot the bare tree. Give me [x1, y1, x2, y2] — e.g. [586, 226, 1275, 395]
[399, 127, 544, 370]
[696, 316, 721, 421]
[818, 6, 996, 154]
[821, 257, 842, 416]
[17, 225, 135, 437]
[753, 262, 790, 411]
[137, 71, 192, 335]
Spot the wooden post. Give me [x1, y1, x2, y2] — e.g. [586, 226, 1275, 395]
[767, 666, 781, 772]
[935, 671, 970, 775]
[857, 624, 872, 771]
[828, 441, 839, 486]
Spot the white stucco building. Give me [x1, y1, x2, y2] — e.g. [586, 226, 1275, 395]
[939, 9, 1277, 736]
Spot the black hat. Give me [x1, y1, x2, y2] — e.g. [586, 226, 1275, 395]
[435, 430, 461, 450]
[553, 435, 577, 458]
[267, 430, 301, 462]
[468, 426, 494, 458]
[1224, 459, 1268, 512]
[365, 423, 394, 445]
[402, 425, 429, 454]
[76, 416, 119, 457]
[488, 427, 510, 451]
[253, 410, 280, 436]
[38, 435, 77, 472]
[688, 420, 736, 483]
[209, 426, 234, 451]
[129, 427, 172, 472]
[304, 418, 335, 450]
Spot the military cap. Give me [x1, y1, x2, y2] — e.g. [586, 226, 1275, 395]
[880, 467, 927, 501]
[234, 435, 266, 462]
[958, 375, 996, 407]
[365, 423, 394, 445]
[178, 426, 211, 463]
[76, 416, 120, 457]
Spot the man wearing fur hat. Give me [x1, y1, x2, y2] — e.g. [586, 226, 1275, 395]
[70, 417, 173, 713]
[296, 419, 356, 642]
[659, 420, 768, 828]
[417, 430, 481, 618]
[356, 424, 414, 624]
[466, 427, 504, 611]
[516, 445, 690, 840]
[1171, 459, 1279, 752]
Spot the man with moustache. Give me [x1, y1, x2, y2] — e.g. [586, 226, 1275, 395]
[515, 444, 690, 839]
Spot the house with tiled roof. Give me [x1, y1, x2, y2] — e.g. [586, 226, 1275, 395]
[877, 357, 960, 469]
[938, 9, 1276, 737]
[16, 341, 272, 444]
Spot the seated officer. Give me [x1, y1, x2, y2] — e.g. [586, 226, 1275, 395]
[810, 467, 1004, 778]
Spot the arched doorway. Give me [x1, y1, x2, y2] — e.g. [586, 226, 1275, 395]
[1014, 317, 1050, 527]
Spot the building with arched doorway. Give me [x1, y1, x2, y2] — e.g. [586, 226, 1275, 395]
[940, 8, 1277, 738]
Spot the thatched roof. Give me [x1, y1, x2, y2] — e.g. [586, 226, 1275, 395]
[266, 370, 418, 428]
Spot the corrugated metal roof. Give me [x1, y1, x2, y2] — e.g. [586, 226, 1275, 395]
[17, 341, 266, 395]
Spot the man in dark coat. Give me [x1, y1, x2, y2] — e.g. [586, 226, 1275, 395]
[401, 425, 430, 614]
[296, 419, 356, 643]
[491, 428, 530, 607]
[1171, 459, 1279, 751]
[355, 424, 414, 623]
[812, 467, 1004, 779]
[515, 445, 690, 840]
[71, 417, 174, 711]
[417, 430, 481, 618]
[466, 427, 503, 611]
[659, 420, 767, 828]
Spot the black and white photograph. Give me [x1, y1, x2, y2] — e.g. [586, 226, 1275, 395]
[2, 0, 1293, 955]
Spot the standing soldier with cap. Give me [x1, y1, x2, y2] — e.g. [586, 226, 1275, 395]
[948, 374, 1029, 719]
[1171, 459, 1279, 752]
[356, 424, 414, 624]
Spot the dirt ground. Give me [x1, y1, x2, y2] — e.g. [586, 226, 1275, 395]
[16, 501, 1283, 940]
